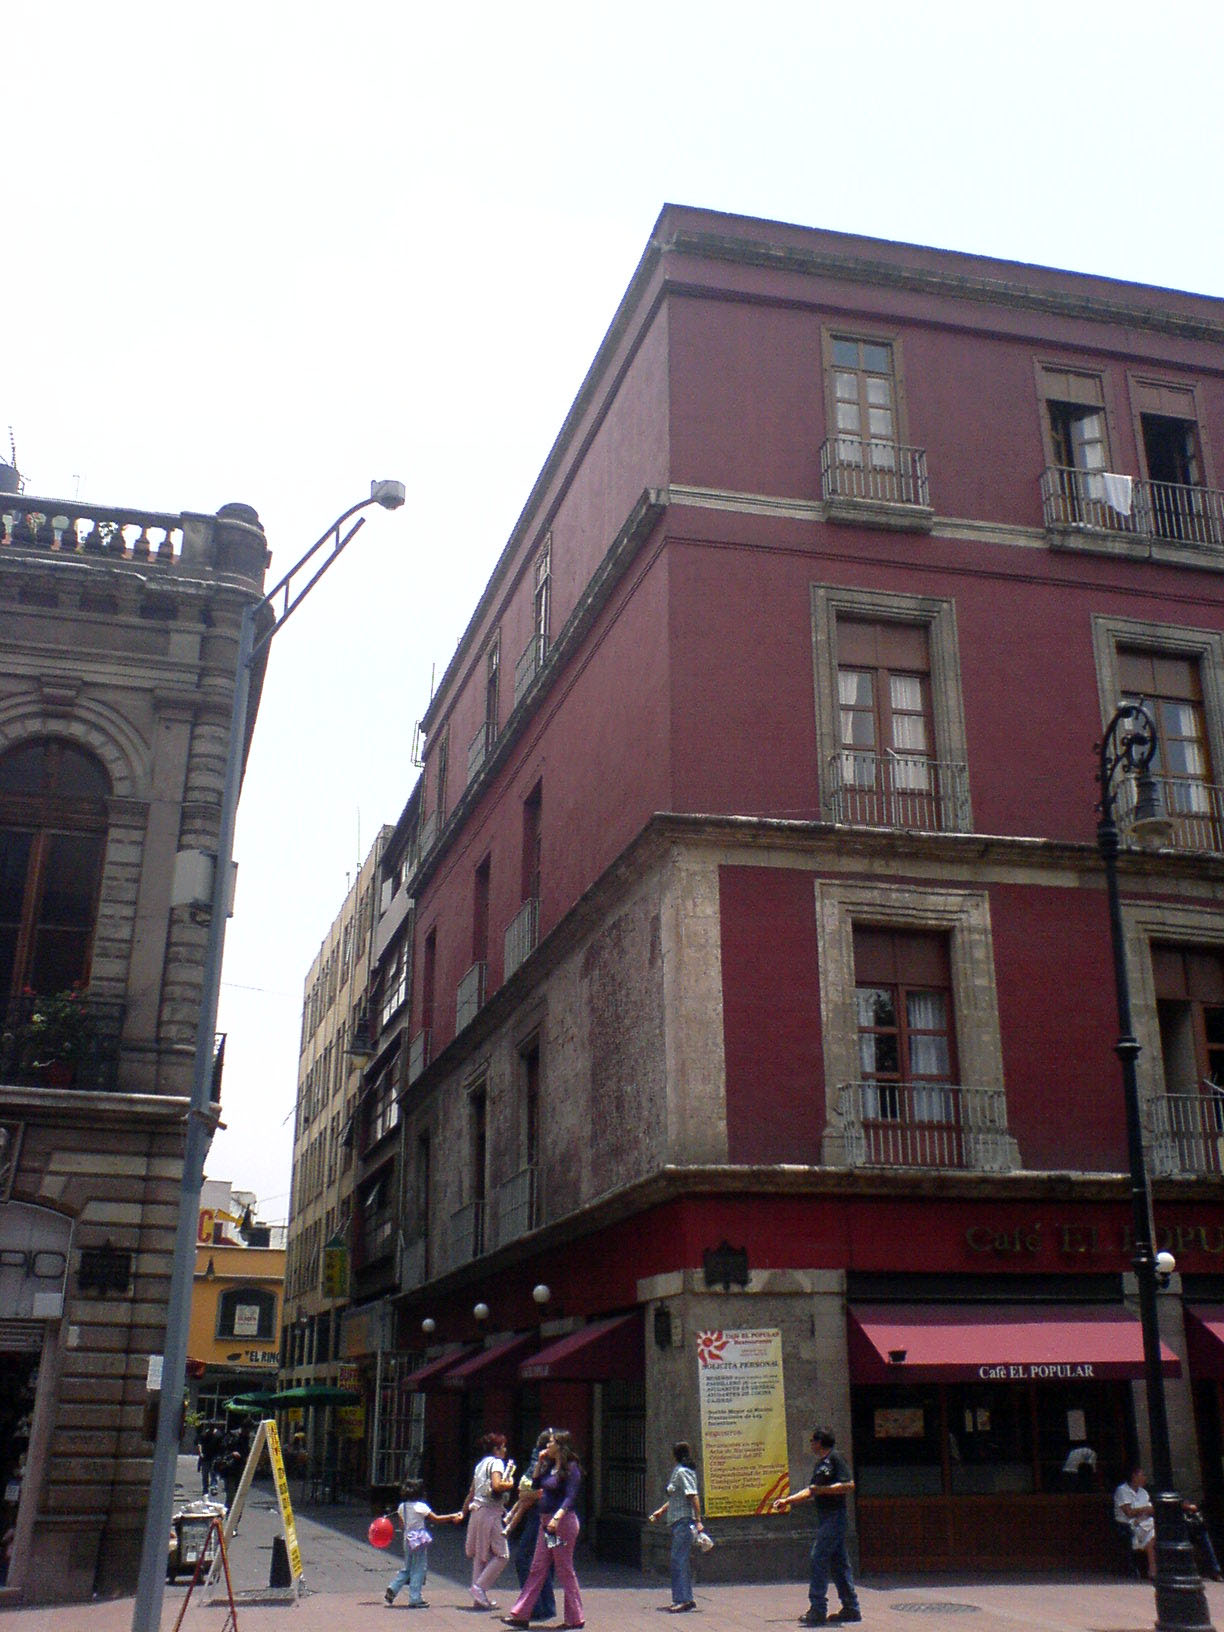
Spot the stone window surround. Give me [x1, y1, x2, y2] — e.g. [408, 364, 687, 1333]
[1091, 614, 1224, 791]
[1118, 898, 1224, 1117]
[814, 878, 1012, 1161]
[810, 584, 972, 826]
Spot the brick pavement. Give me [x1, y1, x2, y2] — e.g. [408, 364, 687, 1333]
[2, 1460, 1216, 1632]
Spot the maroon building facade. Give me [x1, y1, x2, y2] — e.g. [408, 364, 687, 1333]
[376, 208, 1224, 1576]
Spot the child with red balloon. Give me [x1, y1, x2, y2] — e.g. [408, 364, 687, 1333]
[377, 1478, 462, 1608]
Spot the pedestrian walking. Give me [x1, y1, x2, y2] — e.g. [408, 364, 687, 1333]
[503, 1429, 557, 1622]
[648, 1439, 705, 1612]
[219, 1423, 250, 1510]
[462, 1432, 517, 1609]
[196, 1420, 224, 1497]
[384, 1477, 462, 1608]
[500, 1429, 584, 1629]
[770, 1426, 861, 1625]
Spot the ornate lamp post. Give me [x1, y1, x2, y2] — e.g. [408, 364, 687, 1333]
[1097, 701, 1211, 1632]
[132, 482, 405, 1632]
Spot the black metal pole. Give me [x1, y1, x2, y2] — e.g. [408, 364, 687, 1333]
[1098, 705, 1212, 1632]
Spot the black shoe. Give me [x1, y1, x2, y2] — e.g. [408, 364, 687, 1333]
[799, 1615, 827, 1627]
[830, 1612, 862, 1625]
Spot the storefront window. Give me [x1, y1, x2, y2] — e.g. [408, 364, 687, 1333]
[853, 1380, 1131, 1498]
[946, 1382, 1032, 1494]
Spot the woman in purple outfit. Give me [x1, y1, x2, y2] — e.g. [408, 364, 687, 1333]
[500, 1430, 584, 1629]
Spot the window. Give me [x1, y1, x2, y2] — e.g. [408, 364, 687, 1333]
[1134, 379, 1209, 541]
[522, 783, 542, 905]
[1041, 369, 1110, 476]
[853, 928, 955, 1122]
[0, 738, 110, 1004]
[1153, 944, 1224, 1174]
[435, 729, 449, 822]
[379, 935, 411, 1031]
[216, 1285, 277, 1342]
[829, 336, 898, 468]
[813, 587, 970, 834]
[815, 880, 1016, 1172]
[534, 538, 551, 649]
[485, 634, 501, 743]
[837, 620, 936, 820]
[1093, 618, 1224, 855]
[1119, 648, 1215, 842]
[473, 856, 490, 967]
[420, 928, 437, 1036]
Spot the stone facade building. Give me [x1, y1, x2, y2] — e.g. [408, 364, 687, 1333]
[280, 829, 389, 1487]
[0, 479, 268, 1602]
[375, 209, 1224, 1580]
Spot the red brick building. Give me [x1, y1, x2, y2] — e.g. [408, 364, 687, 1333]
[379, 207, 1224, 1575]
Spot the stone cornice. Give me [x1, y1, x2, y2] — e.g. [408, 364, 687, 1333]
[392, 1160, 1224, 1308]
[0, 1085, 189, 1125]
[661, 225, 1224, 345]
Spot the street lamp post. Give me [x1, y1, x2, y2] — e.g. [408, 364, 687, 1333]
[1096, 701, 1212, 1632]
[132, 481, 405, 1632]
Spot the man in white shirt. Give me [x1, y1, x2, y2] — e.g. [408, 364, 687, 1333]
[1114, 1465, 1156, 1578]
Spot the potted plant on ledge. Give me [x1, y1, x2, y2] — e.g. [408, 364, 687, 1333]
[21, 987, 95, 1086]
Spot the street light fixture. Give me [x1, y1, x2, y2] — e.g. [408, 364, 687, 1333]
[131, 482, 404, 1632]
[1096, 700, 1211, 1632]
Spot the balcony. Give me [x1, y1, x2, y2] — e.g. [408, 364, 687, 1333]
[445, 1199, 485, 1271]
[826, 751, 970, 832]
[416, 808, 438, 861]
[514, 632, 549, 705]
[0, 994, 125, 1092]
[1115, 771, 1224, 855]
[0, 498, 184, 561]
[835, 1081, 1019, 1172]
[357, 1208, 396, 1268]
[504, 898, 539, 981]
[820, 438, 933, 530]
[455, 962, 486, 1032]
[1041, 467, 1224, 553]
[492, 1165, 538, 1249]
[1151, 1093, 1224, 1177]
[406, 1028, 431, 1085]
[467, 721, 491, 784]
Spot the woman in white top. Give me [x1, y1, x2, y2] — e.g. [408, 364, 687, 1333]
[462, 1431, 517, 1609]
[649, 1440, 705, 1613]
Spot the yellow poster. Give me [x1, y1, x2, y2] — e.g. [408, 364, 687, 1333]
[265, 1418, 304, 1580]
[697, 1328, 790, 1517]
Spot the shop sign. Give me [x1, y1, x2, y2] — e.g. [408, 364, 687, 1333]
[977, 1363, 1097, 1380]
[964, 1217, 1224, 1263]
[0, 1203, 70, 1320]
[337, 1403, 366, 1439]
[321, 1236, 349, 1300]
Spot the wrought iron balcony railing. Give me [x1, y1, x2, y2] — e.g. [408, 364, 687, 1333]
[455, 962, 486, 1032]
[826, 751, 970, 832]
[492, 1165, 538, 1249]
[1114, 771, 1224, 854]
[467, 721, 491, 784]
[0, 994, 125, 1091]
[398, 1231, 428, 1292]
[445, 1199, 485, 1271]
[406, 1028, 431, 1085]
[820, 438, 930, 510]
[837, 1080, 1018, 1172]
[515, 632, 549, 706]
[1041, 467, 1224, 550]
[1150, 1092, 1224, 1177]
[503, 898, 539, 981]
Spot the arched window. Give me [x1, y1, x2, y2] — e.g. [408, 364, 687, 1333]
[216, 1285, 278, 1341]
[0, 738, 111, 1005]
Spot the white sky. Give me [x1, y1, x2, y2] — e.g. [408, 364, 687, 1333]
[8, 1, 1224, 1221]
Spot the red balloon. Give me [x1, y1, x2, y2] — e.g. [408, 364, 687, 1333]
[368, 1516, 394, 1549]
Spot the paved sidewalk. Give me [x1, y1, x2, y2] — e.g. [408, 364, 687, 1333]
[3, 1460, 1217, 1631]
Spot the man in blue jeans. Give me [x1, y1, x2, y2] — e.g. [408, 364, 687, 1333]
[771, 1427, 861, 1625]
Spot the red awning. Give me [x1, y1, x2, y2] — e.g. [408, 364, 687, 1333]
[403, 1344, 479, 1391]
[1186, 1307, 1224, 1380]
[442, 1332, 539, 1390]
[848, 1303, 1180, 1384]
[519, 1313, 643, 1383]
